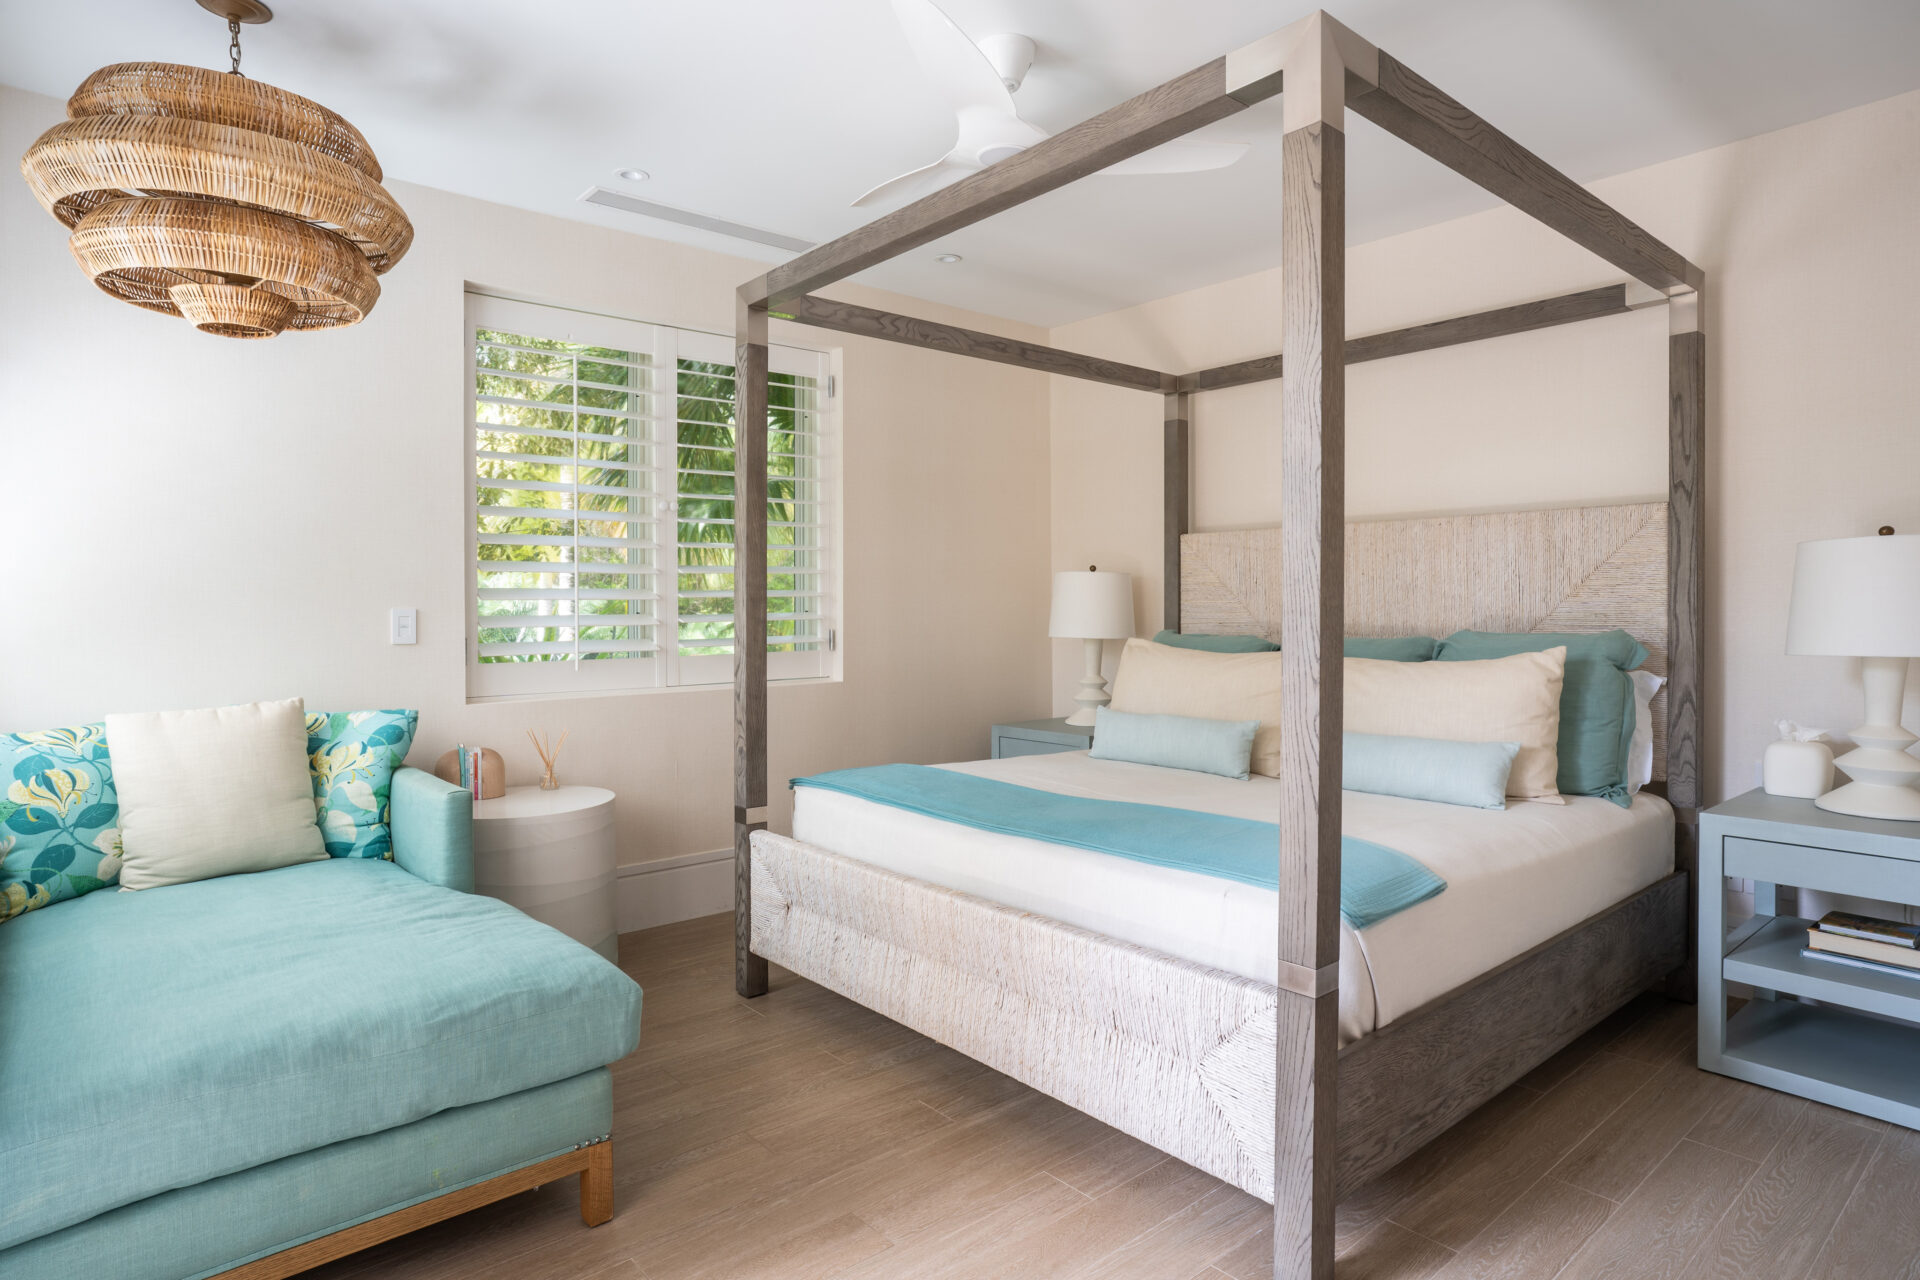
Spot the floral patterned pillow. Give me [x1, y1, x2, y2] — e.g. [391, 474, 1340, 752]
[306, 710, 419, 859]
[1, 722, 123, 922]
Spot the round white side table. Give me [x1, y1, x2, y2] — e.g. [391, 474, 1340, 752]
[471, 785, 618, 963]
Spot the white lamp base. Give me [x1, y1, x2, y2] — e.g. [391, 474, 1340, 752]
[1064, 637, 1109, 728]
[1815, 655, 1920, 822]
[1816, 777, 1920, 821]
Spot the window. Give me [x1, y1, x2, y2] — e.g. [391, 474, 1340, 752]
[466, 293, 836, 698]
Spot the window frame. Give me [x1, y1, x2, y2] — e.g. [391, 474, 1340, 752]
[464, 292, 839, 702]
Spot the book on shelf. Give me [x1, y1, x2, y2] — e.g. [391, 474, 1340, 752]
[1801, 946, 1920, 982]
[1806, 927, 1920, 971]
[1814, 910, 1920, 948]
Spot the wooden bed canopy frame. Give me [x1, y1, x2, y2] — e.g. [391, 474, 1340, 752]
[729, 11, 1705, 1277]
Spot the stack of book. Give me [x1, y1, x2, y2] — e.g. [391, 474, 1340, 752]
[1803, 911, 1920, 980]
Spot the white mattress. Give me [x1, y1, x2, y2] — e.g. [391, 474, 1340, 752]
[791, 751, 1674, 1045]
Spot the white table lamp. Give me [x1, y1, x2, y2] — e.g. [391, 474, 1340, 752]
[1051, 567, 1135, 727]
[1786, 528, 1920, 820]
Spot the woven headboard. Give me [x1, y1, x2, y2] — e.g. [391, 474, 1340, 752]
[1180, 501, 1669, 780]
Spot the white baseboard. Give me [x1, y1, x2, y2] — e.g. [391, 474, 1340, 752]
[616, 847, 733, 933]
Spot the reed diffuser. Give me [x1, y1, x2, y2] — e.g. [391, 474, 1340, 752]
[527, 729, 569, 791]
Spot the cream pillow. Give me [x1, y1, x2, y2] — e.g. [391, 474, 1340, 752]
[108, 697, 328, 891]
[1345, 649, 1567, 803]
[1108, 638, 1286, 776]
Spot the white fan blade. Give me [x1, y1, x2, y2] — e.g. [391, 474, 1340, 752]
[1099, 138, 1250, 176]
[851, 154, 978, 208]
[889, 0, 1017, 116]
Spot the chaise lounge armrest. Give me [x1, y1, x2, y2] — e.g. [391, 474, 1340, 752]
[390, 766, 474, 892]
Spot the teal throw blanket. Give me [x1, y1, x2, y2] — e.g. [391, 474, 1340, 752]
[793, 764, 1445, 929]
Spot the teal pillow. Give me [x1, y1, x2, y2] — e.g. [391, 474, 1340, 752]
[1344, 636, 1438, 661]
[1435, 630, 1647, 805]
[1344, 733, 1519, 809]
[1, 722, 121, 921]
[1153, 630, 1277, 653]
[1089, 707, 1258, 780]
[306, 710, 419, 859]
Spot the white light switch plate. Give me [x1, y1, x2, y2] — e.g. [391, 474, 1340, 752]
[390, 608, 417, 645]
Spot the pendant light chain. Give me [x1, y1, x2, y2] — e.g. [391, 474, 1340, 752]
[228, 17, 244, 76]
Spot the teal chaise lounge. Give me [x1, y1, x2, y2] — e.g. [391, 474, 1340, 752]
[0, 767, 643, 1280]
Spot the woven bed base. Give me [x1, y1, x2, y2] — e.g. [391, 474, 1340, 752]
[751, 831, 1282, 1199]
[751, 832, 1689, 1204]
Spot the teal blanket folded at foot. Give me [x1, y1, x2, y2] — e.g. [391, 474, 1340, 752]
[792, 764, 1445, 929]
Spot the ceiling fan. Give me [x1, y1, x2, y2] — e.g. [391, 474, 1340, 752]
[853, 0, 1249, 208]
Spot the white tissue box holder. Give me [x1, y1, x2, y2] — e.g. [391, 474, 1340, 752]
[1764, 738, 1835, 800]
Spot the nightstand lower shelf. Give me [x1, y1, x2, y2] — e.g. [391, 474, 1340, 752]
[1725, 915, 1920, 1021]
[1718, 998, 1920, 1129]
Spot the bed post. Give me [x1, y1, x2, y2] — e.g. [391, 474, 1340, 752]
[1666, 284, 1706, 999]
[1164, 390, 1191, 630]
[1251, 14, 1369, 1279]
[734, 292, 771, 999]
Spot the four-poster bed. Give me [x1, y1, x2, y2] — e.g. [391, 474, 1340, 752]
[729, 11, 1705, 1277]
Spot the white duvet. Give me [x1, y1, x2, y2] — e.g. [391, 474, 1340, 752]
[791, 751, 1673, 1045]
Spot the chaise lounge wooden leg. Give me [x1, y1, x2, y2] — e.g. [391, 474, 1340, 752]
[580, 1139, 614, 1226]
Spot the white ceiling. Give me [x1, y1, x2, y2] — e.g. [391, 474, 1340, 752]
[5, 0, 1920, 326]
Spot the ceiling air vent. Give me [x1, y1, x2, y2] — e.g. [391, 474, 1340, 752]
[578, 188, 814, 254]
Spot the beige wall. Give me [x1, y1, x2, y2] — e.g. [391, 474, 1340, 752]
[0, 84, 1052, 871]
[1048, 88, 1920, 806]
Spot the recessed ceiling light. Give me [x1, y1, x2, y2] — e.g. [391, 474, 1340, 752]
[934, 253, 963, 264]
[614, 167, 650, 182]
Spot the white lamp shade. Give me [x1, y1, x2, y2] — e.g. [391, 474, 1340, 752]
[1787, 533, 1920, 656]
[1049, 570, 1134, 639]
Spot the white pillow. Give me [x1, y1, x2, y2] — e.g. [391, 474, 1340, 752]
[1108, 638, 1286, 777]
[107, 697, 328, 891]
[1627, 670, 1665, 795]
[1345, 649, 1567, 803]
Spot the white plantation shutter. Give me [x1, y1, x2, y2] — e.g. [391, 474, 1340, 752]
[466, 294, 836, 698]
[671, 330, 833, 685]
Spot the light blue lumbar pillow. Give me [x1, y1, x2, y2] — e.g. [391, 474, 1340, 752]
[1344, 733, 1520, 810]
[306, 710, 420, 859]
[1435, 630, 1646, 806]
[1090, 707, 1259, 780]
[1152, 630, 1278, 653]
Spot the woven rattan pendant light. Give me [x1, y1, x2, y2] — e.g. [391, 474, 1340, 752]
[19, 0, 411, 339]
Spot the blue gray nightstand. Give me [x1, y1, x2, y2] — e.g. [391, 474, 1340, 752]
[1700, 788, 1920, 1127]
[991, 717, 1094, 760]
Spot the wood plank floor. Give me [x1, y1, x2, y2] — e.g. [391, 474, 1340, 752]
[301, 913, 1920, 1280]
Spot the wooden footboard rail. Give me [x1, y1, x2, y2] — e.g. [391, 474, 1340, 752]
[1333, 872, 1685, 1195]
[751, 831, 1686, 1204]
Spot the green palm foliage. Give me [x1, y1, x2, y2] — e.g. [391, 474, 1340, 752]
[675, 360, 822, 656]
[473, 328, 823, 667]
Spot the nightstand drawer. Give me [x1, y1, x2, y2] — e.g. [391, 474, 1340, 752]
[989, 718, 1094, 760]
[994, 735, 1078, 759]
[1724, 835, 1920, 902]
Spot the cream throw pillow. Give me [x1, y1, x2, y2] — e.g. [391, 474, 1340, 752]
[1345, 649, 1568, 803]
[1108, 638, 1287, 777]
[108, 697, 328, 890]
